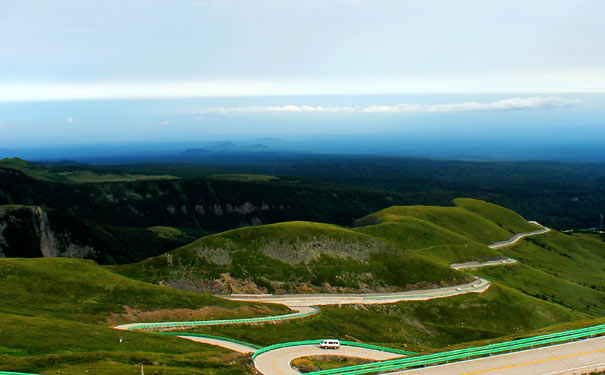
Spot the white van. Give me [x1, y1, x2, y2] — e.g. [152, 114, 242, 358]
[320, 339, 340, 349]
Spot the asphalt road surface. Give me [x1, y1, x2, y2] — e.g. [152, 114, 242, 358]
[489, 224, 550, 249]
[397, 336, 605, 375]
[225, 278, 490, 307]
[451, 258, 517, 270]
[254, 343, 404, 375]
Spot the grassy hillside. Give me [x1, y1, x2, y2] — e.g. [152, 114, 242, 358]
[114, 221, 467, 294]
[0, 257, 291, 374]
[0, 312, 252, 375]
[498, 231, 605, 291]
[0, 258, 289, 325]
[352, 218, 502, 265]
[115, 198, 605, 308]
[476, 264, 605, 316]
[353, 198, 537, 244]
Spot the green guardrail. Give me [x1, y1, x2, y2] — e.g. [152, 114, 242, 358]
[252, 339, 416, 360]
[126, 306, 319, 330]
[305, 324, 605, 375]
[0, 373, 41, 375]
[156, 332, 262, 349]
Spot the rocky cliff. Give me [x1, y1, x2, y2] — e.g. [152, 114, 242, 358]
[0, 205, 95, 259]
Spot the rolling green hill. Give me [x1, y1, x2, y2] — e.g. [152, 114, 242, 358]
[114, 221, 466, 294]
[115, 198, 605, 347]
[0, 257, 289, 374]
[114, 199, 605, 308]
[353, 198, 539, 244]
[350, 199, 605, 316]
[0, 312, 249, 375]
[0, 258, 289, 325]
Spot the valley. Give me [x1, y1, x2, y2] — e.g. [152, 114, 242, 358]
[1, 180, 604, 374]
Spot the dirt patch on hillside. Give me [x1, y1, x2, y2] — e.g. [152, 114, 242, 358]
[105, 304, 289, 326]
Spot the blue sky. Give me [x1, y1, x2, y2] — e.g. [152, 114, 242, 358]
[1, 1, 604, 149]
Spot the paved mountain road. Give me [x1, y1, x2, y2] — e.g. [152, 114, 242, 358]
[398, 336, 605, 375]
[225, 278, 490, 307]
[254, 344, 404, 375]
[489, 223, 550, 249]
[451, 258, 517, 270]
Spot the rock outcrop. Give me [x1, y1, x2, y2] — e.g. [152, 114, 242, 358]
[0, 205, 96, 259]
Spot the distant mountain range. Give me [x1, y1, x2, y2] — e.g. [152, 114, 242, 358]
[3, 135, 605, 164]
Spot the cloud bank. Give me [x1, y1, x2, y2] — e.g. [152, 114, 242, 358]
[200, 97, 581, 115]
[362, 97, 582, 113]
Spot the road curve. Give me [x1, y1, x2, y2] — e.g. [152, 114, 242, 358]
[113, 306, 318, 331]
[396, 336, 605, 375]
[224, 278, 490, 307]
[489, 223, 550, 249]
[451, 258, 517, 270]
[254, 344, 404, 375]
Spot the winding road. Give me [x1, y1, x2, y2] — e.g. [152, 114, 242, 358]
[8, 221, 589, 375]
[225, 278, 490, 307]
[114, 222, 561, 375]
[254, 344, 404, 375]
[488, 223, 550, 249]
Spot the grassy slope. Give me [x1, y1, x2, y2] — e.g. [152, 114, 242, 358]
[452, 198, 540, 234]
[353, 198, 537, 244]
[0, 313, 250, 375]
[476, 264, 605, 316]
[115, 221, 465, 293]
[0, 257, 293, 374]
[348, 199, 605, 317]
[0, 258, 289, 325]
[499, 231, 605, 291]
[352, 218, 502, 265]
[147, 226, 191, 239]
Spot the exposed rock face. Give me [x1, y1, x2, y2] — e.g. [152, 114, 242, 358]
[194, 205, 205, 215]
[211, 204, 223, 215]
[0, 205, 96, 259]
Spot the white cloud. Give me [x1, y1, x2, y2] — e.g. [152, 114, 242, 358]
[161, 120, 170, 125]
[199, 97, 581, 115]
[362, 97, 582, 113]
[65, 117, 74, 123]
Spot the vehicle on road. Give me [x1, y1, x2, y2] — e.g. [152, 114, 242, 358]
[320, 339, 341, 349]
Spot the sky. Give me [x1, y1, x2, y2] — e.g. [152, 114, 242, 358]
[1, 0, 605, 153]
